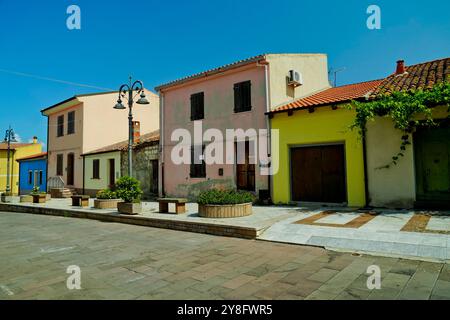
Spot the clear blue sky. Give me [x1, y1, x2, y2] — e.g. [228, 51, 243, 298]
[0, 0, 449, 147]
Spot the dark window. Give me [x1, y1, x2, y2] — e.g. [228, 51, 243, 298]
[67, 111, 75, 135]
[56, 154, 64, 176]
[190, 145, 206, 178]
[234, 81, 252, 113]
[28, 171, 33, 185]
[93, 159, 100, 179]
[190, 92, 204, 121]
[39, 171, 43, 185]
[57, 115, 64, 137]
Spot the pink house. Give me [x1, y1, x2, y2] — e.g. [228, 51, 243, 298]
[156, 54, 330, 200]
[41, 90, 159, 193]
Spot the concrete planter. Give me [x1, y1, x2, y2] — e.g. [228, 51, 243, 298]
[198, 203, 253, 218]
[117, 202, 142, 215]
[94, 199, 122, 209]
[20, 195, 33, 203]
[1, 194, 13, 203]
[32, 194, 47, 204]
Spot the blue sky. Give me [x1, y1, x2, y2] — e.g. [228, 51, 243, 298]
[0, 0, 449, 146]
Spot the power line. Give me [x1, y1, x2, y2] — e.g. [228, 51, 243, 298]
[0, 68, 114, 91]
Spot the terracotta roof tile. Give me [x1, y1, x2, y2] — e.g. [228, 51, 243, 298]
[271, 79, 383, 113]
[16, 152, 47, 161]
[371, 57, 450, 97]
[82, 130, 160, 156]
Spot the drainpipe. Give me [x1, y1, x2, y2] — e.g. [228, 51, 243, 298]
[159, 91, 165, 197]
[258, 59, 272, 203]
[82, 156, 85, 195]
[362, 125, 370, 208]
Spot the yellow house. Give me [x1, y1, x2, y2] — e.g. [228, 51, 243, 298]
[0, 137, 43, 195]
[268, 80, 382, 207]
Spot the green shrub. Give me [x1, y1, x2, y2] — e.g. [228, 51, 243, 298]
[96, 189, 117, 200]
[30, 186, 46, 195]
[197, 189, 255, 205]
[115, 176, 143, 203]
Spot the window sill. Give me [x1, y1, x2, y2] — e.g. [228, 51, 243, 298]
[233, 108, 252, 114]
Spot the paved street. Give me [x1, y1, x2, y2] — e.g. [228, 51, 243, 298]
[1, 211, 449, 300]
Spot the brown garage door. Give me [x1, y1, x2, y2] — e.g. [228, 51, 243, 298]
[291, 144, 346, 203]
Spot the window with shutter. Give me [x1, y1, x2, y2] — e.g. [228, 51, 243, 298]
[67, 111, 75, 135]
[190, 92, 204, 121]
[234, 81, 252, 113]
[57, 115, 64, 137]
[190, 145, 206, 178]
[93, 159, 100, 179]
[56, 154, 64, 176]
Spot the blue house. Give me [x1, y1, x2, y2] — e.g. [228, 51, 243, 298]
[17, 152, 47, 195]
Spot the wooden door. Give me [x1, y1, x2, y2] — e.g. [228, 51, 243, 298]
[236, 141, 255, 191]
[291, 145, 346, 203]
[414, 126, 450, 205]
[109, 159, 115, 187]
[67, 153, 74, 186]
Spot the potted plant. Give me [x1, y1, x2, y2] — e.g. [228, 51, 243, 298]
[31, 186, 47, 204]
[115, 176, 143, 215]
[197, 189, 255, 218]
[94, 189, 122, 209]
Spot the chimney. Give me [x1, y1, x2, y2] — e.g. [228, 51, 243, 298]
[132, 121, 140, 144]
[32, 136, 38, 144]
[396, 60, 406, 75]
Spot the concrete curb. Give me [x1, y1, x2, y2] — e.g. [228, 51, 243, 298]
[0, 203, 258, 239]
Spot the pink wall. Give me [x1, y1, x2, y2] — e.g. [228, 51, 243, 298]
[162, 64, 269, 198]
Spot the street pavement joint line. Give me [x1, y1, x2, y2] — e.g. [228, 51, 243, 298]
[0, 285, 14, 296]
[40, 246, 76, 253]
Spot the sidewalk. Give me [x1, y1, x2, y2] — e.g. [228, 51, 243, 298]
[1, 198, 449, 262]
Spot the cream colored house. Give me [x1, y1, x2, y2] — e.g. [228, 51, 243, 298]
[81, 130, 159, 198]
[41, 90, 159, 193]
[156, 53, 330, 199]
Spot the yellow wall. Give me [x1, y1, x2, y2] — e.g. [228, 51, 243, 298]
[0, 143, 42, 195]
[271, 105, 366, 207]
[84, 151, 121, 193]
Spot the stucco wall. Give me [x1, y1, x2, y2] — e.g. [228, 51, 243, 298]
[162, 65, 269, 199]
[266, 54, 330, 110]
[366, 105, 450, 208]
[0, 143, 42, 195]
[81, 90, 159, 152]
[46, 90, 160, 190]
[83, 151, 121, 196]
[271, 106, 366, 207]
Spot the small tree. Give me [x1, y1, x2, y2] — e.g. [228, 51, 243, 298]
[115, 176, 143, 203]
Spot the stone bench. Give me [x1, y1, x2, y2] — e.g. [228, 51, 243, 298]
[157, 198, 188, 214]
[71, 195, 90, 207]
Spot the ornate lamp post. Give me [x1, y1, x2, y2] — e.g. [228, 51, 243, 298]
[114, 77, 149, 177]
[3, 126, 17, 194]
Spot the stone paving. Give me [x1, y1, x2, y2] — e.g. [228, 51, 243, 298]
[2, 198, 450, 262]
[0, 211, 449, 300]
[259, 208, 450, 262]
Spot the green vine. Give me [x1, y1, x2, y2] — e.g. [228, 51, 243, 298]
[349, 81, 450, 169]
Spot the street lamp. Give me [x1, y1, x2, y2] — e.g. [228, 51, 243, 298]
[3, 126, 17, 194]
[114, 77, 149, 177]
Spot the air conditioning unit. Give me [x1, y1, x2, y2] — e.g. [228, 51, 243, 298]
[288, 70, 303, 86]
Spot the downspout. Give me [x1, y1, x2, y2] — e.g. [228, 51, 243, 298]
[82, 156, 85, 195]
[159, 91, 165, 197]
[362, 125, 370, 208]
[259, 59, 272, 203]
[45, 116, 49, 193]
